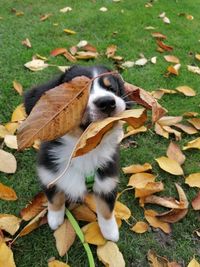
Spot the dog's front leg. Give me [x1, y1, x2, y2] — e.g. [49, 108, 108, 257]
[93, 177, 119, 242]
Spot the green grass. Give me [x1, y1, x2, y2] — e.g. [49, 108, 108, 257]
[0, 0, 200, 266]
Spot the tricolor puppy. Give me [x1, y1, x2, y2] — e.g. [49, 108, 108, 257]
[24, 65, 130, 242]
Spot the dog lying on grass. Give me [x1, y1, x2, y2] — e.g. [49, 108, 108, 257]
[24, 65, 131, 242]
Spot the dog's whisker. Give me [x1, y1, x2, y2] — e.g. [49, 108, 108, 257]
[121, 91, 133, 99]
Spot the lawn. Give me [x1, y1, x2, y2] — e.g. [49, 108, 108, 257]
[0, 0, 200, 266]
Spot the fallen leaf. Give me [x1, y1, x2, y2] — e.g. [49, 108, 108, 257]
[82, 43, 97, 52]
[97, 241, 125, 267]
[4, 135, 18, 149]
[162, 126, 181, 141]
[20, 192, 47, 221]
[82, 222, 106, 245]
[135, 58, 148, 66]
[143, 195, 183, 209]
[77, 40, 88, 48]
[114, 201, 131, 220]
[195, 54, 200, 61]
[17, 76, 90, 150]
[187, 65, 200, 75]
[123, 125, 147, 138]
[24, 59, 48, 71]
[54, 219, 76, 257]
[0, 183, 17, 201]
[50, 48, 67, 57]
[186, 14, 194, 20]
[183, 112, 199, 117]
[73, 109, 147, 157]
[159, 12, 166, 18]
[58, 66, 70, 72]
[166, 141, 186, 165]
[144, 210, 171, 233]
[0, 125, 10, 138]
[63, 50, 77, 62]
[0, 241, 16, 267]
[11, 104, 27, 122]
[121, 61, 135, 68]
[48, 260, 70, 267]
[167, 64, 181, 75]
[145, 26, 156, 30]
[72, 204, 96, 222]
[0, 214, 21, 235]
[174, 123, 198, 134]
[154, 122, 169, 138]
[21, 38, 31, 48]
[164, 55, 179, 64]
[147, 249, 169, 267]
[63, 29, 76, 35]
[106, 45, 117, 58]
[135, 182, 164, 198]
[127, 173, 155, 188]
[13, 80, 23, 95]
[185, 173, 200, 188]
[163, 16, 170, 24]
[75, 51, 98, 60]
[34, 54, 48, 61]
[131, 221, 149, 233]
[183, 137, 200, 150]
[176, 86, 196, 96]
[151, 32, 166, 39]
[169, 262, 182, 267]
[40, 14, 51, 21]
[99, 7, 108, 12]
[151, 57, 157, 64]
[158, 116, 183, 126]
[187, 259, 200, 267]
[192, 192, 200, 210]
[123, 163, 152, 174]
[0, 149, 17, 173]
[157, 40, 173, 51]
[156, 208, 188, 223]
[84, 193, 96, 212]
[187, 118, 200, 130]
[155, 156, 184, 175]
[60, 7, 72, 13]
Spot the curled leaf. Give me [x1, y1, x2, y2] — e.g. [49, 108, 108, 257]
[166, 141, 186, 165]
[144, 209, 171, 233]
[183, 137, 200, 150]
[123, 163, 152, 174]
[0, 183, 17, 201]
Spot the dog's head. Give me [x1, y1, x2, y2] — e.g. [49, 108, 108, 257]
[81, 73, 131, 127]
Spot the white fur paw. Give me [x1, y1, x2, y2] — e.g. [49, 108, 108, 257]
[47, 208, 65, 230]
[98, 214, 119, 242]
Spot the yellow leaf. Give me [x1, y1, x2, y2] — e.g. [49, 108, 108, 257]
[167, 64, 181, 75]
[114, 201, 131, 220]
[176, 86, 196, 96]
[155, 156, 184, 175]
[135, 182, 164, 198]
[195, 54, 200, 61]
[24, 59, 48, 71]
[187, 258, 200, 267]
[0, 214, 21, 235]
[185, 173, 200, 188]
[166, 141, 185, 165]
[82, 222, 106, 245]
[187, 118, 200, 130]
[164, 55, 180, 64]
[84, 193, 96, 212]
[0, 183, 17, 201]
[48, 260, 70, 267]
[4, 135, 18, 149]
[174, 123, 198, 135]
[0, 125, 10, 138]
[123, 125, 147, 138]
[4, 122, 19, 135]
[183, 137, 200, 150]
[123, 163, 152, 174]
[72, 204, 96, 222]
[13, 80, 23, 95]
[0, 149, 17, 174]
[75, 51, 99, 60]
[63, 29, 76, 34]
[158, 116, 182, 126]
[97, 241, 125, 267]
[0, 242, 16, 267]
[154, 123, 169, 139]
[131, 221, 149, 233]
[147, 249, 169, 267]
[127, 173, 156, 188]
[144, 209, 171, 234]
[11, 104, 27, 122]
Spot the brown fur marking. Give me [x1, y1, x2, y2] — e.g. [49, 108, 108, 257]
[95, 195, 113, 219]
[48, 191, 65, 211]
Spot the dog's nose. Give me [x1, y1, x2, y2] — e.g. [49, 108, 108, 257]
[94, 96, 116, 114]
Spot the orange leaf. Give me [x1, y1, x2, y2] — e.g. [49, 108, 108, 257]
[0, 183, 17, 201]
[123, 125, 147, 138]
[167, 64, 181, 75]
[154, 122, 169, 139]
[48, 260, 70, 267]
[155, 156, 184, 175]
[131, 221, 149, 234]
[75, 51, 98, 60]
[72, 204, 96, 222]
[63, 50, 77, 62]
[164, 55, 180, 64]
[176, 86, 196, 96]
[13, 80, 23, 95]
[82, 222, 106, 245]
[123, 163, 152, 174]
[114, 201, 131, 220]
[0, 241, 16, 267]
[143, 195, 182, 209]
[158, 116, 183, 126]
[135, 182, 164, 198]
[84, 193, 96, 212]
[185, 173, 200, 188]
[174, 123, 198, 135]
[166, 141, 186, 165]
[156, 40, 173, 51]
[151, 32, 167, 39]
[40, 13, 52, 21]
[156, 208, 188, 223]
[11, 104, 27, 122]
[144, 209, 171, 233]
[50, 48, 67, 57]
[127, 173, 156, 188]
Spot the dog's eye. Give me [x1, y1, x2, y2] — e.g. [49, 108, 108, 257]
[107, 86, 115, 92]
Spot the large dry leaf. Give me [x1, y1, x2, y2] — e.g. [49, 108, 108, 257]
[114, 201, 131, 220]
[192, 192, 200, 210]
[175, 183, 188, 208]
[143, 195, 182, 209]
[135, 182, 164, 198]
[24, 59, 48, 71]
[144, 210, 171, 234]
[48, 260, 70, 267]
[174, 123, 198, 135]
[166, 141, 186, 165]
[20, 192, 47, 221]
[4, 135, 18, 149]
[185, 173, 200, 188]
[123, 163, 152, 174]
[54, 219, 76, 257]
[156, 208, 188, 223]
[123, 125, 147, 138]
[187, 118, 200, 130]
[0, 241, 16, 267]
[13, 80, 23, 95]
[155, 156, 184, 175]
[0, 149, 17, 173]
[19, 209, 47, 236]
[176, 86, 196, 96]
[71, 204, 96, 222]
[155, 122, 169, 138]
[0, 214, 21, 235]
[127, 173, 156, 188]
[0, 183, 17, 201]
[124, 82, 167, 122]
[17, 76, 90, 150]
[97, 241, 125, 267]
[164, 55, 179, 64]
[84, 193, 96, 212]
[82, 222, 106, 245]
[147, 249, 169, 267]
[183, 137, 200, 150]
[73, 108, 146, 157]
[131, 221, 149, 234]
[158, 116, 182, 126]
[187, 259, 200, 267]
[162, 125, 181, 141]
[11, 104, 27, 122]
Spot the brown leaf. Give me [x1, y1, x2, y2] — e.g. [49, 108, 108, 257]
[156, 208, 188, 223]
[182, 111, 199, 117]
[82, 43, 97, 52]
[72, 204, 96, 222]
[183, 137, 200, 150]
[48, 260, 70, 267]
[0, 183, 17, 201]
[167, 64, 181, 75]
[155, 123, 169, 138]
[97, 241, 125, 267]
[54, 219, 76, 257]
[174, 123, 198, 134]
[156, 40, 173, 51]
[50, 48, 67, 57]
[147, 249, 169, 267]
[20, 192, 47, 221]
[123, 163, 152, 174]
[84, 193, 96, 212]
[164, 55, 180, 64]
[63, 50, 77, 62]
[151, 32, 167, 39]
[82, 222, 106, 245]
[0, 241, 16, 267]
[0, 214, 21, 235]
[106, 45, 117, 58]
[0, 149, 17, 173]
[40, 14, 51, 21]
[185, 173, 200, 188]
[75, 51, 98, 60]
[73, 109, 147, 157]
[176, 86, 196, 96]
[166, 141, 186, 165]
[13, 80, 23, 95]
[187, 118, 200, 130]
[131, 221, 149, 234]
[127, 173, 156, 188]
[21, 38, 31, 48]
[143, 195, 182, 209]
[155, 156, 184, 175]
[144, 210, 171, 233]
[192, 192, 200, 210]
[135, 182, 164, 198]
[162, 126, 181, 141]
[17, 76, 90, 150]
[11, 104, 27, 122]
[123, 82, 167, 122]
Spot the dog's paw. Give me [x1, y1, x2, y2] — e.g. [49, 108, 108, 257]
[47, 208, 65, 230]
[98, 215, 119, 242]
